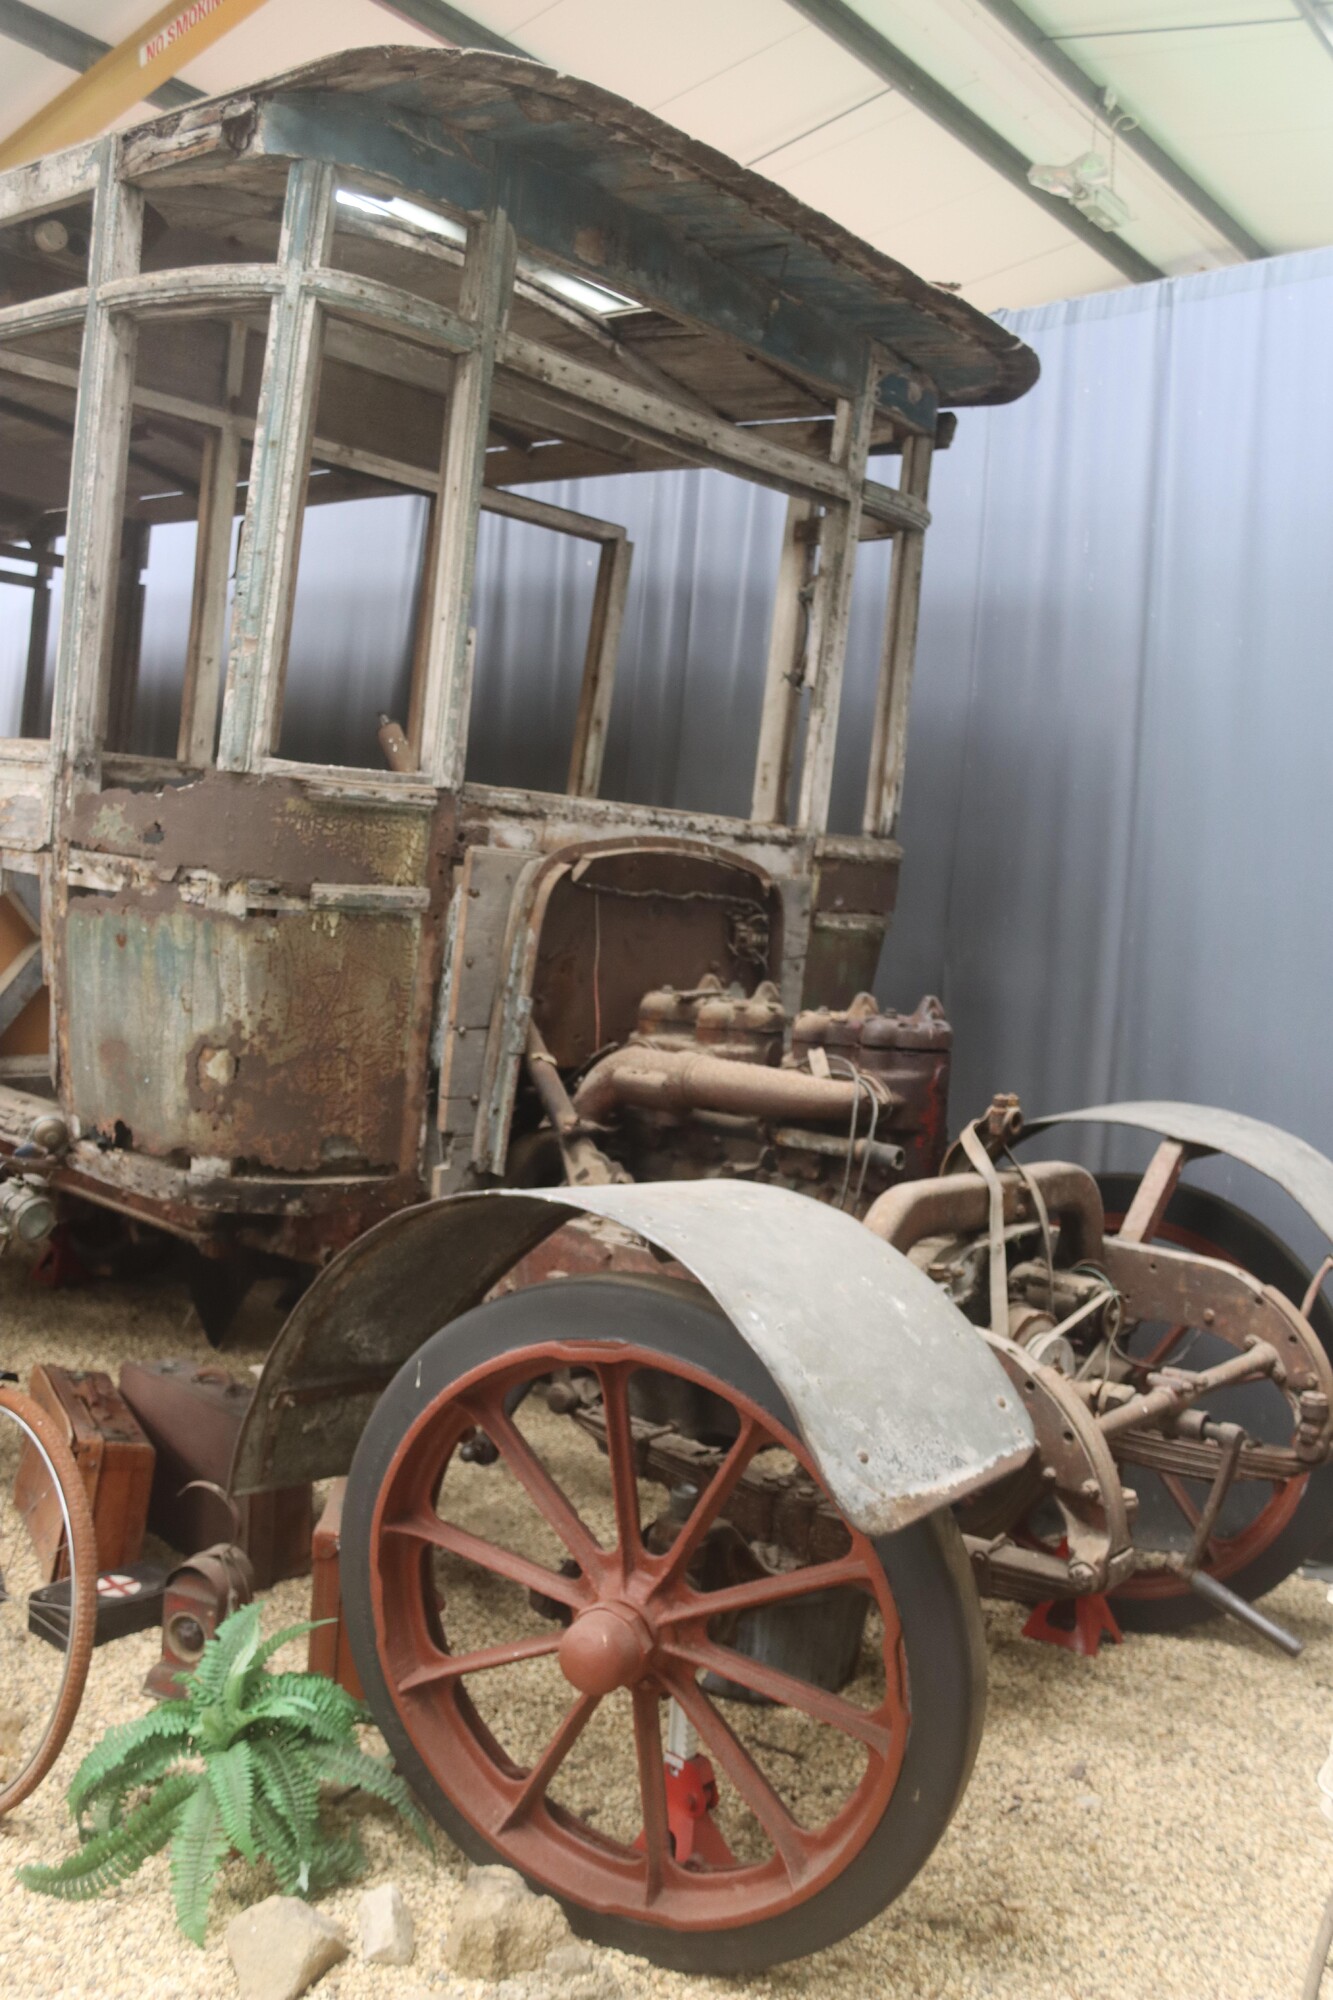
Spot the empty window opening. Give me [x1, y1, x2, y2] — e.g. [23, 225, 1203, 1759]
[0, 202, 93, 309]
[278, 487, 430, 771]
[103, 316, 260, 763]
[269, 315, 447, 772]
[467, 495, 629, 796]
[0, 331, 80, 740]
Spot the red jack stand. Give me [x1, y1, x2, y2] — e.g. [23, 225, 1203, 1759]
[1022, 1593, 1123, 1657]
[30, 1224, 89, 1289]
[661, 1751, 734, 1867]
[636, 1701, 734, 1867]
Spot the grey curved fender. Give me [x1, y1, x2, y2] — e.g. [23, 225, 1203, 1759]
[231, 1179, 1034, 1536]
[1025, 1101, 1333, 1249]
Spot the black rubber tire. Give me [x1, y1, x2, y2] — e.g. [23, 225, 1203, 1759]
[1099, 1172, 1333, 1633]
[342, 1274, 988, 1974]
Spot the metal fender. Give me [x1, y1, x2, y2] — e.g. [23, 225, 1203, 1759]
[231, 1180, 1034, 1536]
[1024, 1100, 1333, 1249]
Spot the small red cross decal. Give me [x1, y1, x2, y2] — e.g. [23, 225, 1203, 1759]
[97, 1572, 141, 1597]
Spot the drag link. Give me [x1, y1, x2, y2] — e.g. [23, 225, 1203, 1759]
[1090, 1340, 1282, 1439]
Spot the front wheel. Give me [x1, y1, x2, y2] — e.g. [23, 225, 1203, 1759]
[342, 1274, 986, 1973]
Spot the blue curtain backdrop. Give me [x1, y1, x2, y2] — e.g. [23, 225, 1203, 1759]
[887, 244, 1333, 1249]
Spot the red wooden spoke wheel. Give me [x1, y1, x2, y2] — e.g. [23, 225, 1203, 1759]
[1098, 1173, 1333, 1632]
[342, 1274, 986, 1974]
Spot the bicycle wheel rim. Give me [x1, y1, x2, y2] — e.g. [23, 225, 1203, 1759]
[0, 1387, 98, 1813]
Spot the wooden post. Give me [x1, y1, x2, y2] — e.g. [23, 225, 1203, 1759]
[794, 353, 878, 831]
[177, 321, 245, 765]
[418, 204, 517, 789]
[404, 495, 440, 767]
[863, 430, 934, 835]
[751, 496, 818, 822]
[217, 159, 336, 773]
[54, 139, 143, 770]
[566, 533, 633, 797]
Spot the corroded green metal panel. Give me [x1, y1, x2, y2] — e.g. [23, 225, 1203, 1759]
[65, 900, 422, 1172]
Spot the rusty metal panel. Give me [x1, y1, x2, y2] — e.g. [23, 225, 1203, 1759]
[232, 1181, 1034, 1529]
[1028, 1101, 1333, 1251]
[802, 850, 899, 1007]
[68, 771, 439, 889]
[64, 898, 423, 1172]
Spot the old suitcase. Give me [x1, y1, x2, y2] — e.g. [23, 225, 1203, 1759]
[308, 1479, 364, 1701]
[118, 1358, 312, 1587]
[14, 1367, 154, 1579]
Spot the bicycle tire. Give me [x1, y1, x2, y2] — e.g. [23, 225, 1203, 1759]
[0, 1383, 98, 1814]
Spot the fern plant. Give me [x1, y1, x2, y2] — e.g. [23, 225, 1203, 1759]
[17, 1603, 430, 1944]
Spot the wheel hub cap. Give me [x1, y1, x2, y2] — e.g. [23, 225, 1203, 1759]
[557, 1601, 653, 1694]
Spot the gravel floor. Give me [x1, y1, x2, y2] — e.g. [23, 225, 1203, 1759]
[0, 1250, 1330, 2000]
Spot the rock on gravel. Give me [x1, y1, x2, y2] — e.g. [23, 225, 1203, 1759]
[357, 1882, 414, 1966]
[494, 1940, 626, 2000]
[442, 1863, 571, 1979]
[226, 1896, 348, 2000]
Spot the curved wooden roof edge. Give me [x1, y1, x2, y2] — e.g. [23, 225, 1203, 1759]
[139, 45, 1040, 411]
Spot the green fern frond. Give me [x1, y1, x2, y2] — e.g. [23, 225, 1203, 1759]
[245, 1620, 331, 1684]
[170, 1780, 228, 1946]
[67, 1703, 193, 1820]
[251, 1794, 303, 1895]
[206, 1740, 257, 1863]
[18, 1773, 196, 1902]
[75, 1740, 194, 1836]
[256, 1675, 366, 1742]
[304, 1822, 367, 1895]
[254, 1738, 319, 1851]
[313, 1742, 432, 1845]
[189, 1601, 262, 1705]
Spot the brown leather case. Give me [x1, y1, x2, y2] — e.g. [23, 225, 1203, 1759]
[15, 1366, 154, 1578]
[118, 1358, 312, 1588]
[308, 1479, 364, 1701]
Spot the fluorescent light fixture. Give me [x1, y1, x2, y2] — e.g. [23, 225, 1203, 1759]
[528, 265, 639, 318]
[336, 187, 639, 318]
[336, 188, 466, 245]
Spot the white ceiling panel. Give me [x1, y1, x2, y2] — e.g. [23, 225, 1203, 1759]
[651, 25, 874, 167]
[494, 0, 808, 113]
[174, 0, 440, 94]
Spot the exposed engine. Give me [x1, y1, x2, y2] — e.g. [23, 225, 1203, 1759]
[555, 974, 952, 1212]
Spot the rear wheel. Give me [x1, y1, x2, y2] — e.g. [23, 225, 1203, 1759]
[1099, 1173, 1333, 1632]
[343, 1275, 986, 1973]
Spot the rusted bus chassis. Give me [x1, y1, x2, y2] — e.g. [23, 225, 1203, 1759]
[4, 48, 1333, 1975]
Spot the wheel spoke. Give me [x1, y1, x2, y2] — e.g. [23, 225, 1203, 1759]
[499, 1692, 601, 1831]
[461, 1389, 605, 1577]
[651, 1415, 764, 1590]
[664, 1636, 891, 1756]
[383, 1509, 589, 1609]
[1161, 1472, 1203, 1528]
[656, 1554, 873, 1629]
[667, 1672, 813, 1884]
[1136, 1322, 1189, 1372]
[597, 1362, 643, 1573]
[395, 1632, 561, 1693]
[631, 1686, 670, 1898]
